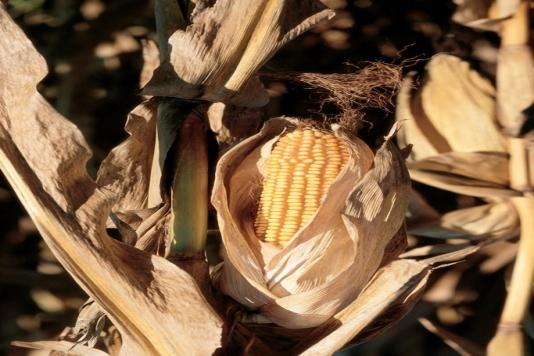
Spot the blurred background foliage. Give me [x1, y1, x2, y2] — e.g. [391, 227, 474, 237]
[0, 0, 532, 355]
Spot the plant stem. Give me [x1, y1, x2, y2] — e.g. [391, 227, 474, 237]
[499, 197, 534, 326]
[169, 114, 208, 256]
[500, 0, 529, 47]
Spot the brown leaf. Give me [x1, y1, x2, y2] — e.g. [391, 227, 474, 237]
[12, 340, 109, 356]
[497, 45, 534, 136]
[139, 39, 160, 90]
[396, 74, 440, 160]
[452, 0, 521, 31]
[293, 259, 430, 354]
[408, 151, 510, 186]
[142, 0, 334, 107]
[408, 168, 520, 199]
[0, 7, 223, 354]
[410, 202, 520, 241]
[0, 6, 95, 212]
[96, 99, 160, 212]
[420, 318, 484, 356]
[207, 102, 264, 151]
[397, 54, 505, 159]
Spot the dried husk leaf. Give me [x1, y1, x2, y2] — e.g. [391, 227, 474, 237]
[397, 54, 506, 160]
[207, 102, 264, 151]
[408, 169, 520, 199]
[212, 117, 411, 328]
[139, 39, 160, 90]
[96, 99, 161, 212]
[143, 0, 334, 107]
[396, 74, 440, 160]
[409, 202, 520, 241]
[420, 318, 484, 356]
[0, 6, 223, 354]
[293, 259, 431, 355]
[408, 151, 510, 186]
[497, 45, 534, 136]
[0, 7, 95, 211]
[452, 0, 522, 31]
[12, 340, 109, 356]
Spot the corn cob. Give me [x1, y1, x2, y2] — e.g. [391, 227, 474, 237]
[254, 127, 349, 246]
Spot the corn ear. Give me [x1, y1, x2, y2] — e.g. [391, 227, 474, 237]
[254, 128, 349, 246]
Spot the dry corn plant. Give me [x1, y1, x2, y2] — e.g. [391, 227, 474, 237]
[397, 1, 534, 354]
[2, 0, 476, 355]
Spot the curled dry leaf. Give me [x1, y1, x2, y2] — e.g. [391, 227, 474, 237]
[410, 202, 520, 241]
[142, 0, 334, 107]
[452, 0, 522, 30]
[419, 318, 484, 356]
[207, 102, 264, 152]
[1, 5, 224, 355]
[397, 54, 505, 161]
[212, 117, 411, 328]
[11, 340, 110, 356]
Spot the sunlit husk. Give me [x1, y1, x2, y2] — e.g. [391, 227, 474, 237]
[397, 54, 505, 162]
[211, 117, 411, 328]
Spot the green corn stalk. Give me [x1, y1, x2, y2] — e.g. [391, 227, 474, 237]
[169, 113, 208, 256]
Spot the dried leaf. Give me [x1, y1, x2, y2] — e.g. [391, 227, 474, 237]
[207, 102, 263, 151]
[96, 99, 160, 212]
[12, 340, 109, 356]
[400, 243, 474, 259]
[397, 54, 505, 160]
[406, 190, 441, 224]
[0, 6, 95, 211]
[396, 74, 440, 160]
[139, 40, 160, 90]
[408, 151, 510, 186]
[452, 0, 521, 31]
[143, 0, 334, 107]
[479, 241, 518, 273]
[0, 7, 223, 354]
[410, 202, 520, 241]
[293, 259, 430, 354]
[408, 168, 520, 199]
[420, 318, 484, 356]
[497, 45, 534, 136]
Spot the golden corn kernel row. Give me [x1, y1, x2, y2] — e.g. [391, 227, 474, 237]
[254, 127, 349, 246]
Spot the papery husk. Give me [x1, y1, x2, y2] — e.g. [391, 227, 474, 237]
[211, 117, 411, 328]
[420, 318, 485, 356]
[396, 54, 506, 161]
[0, 6, 224, 355]
[497, 45, 534, 136]
[143, 0, 334, 107]
[12, 340, 110, 356]
[409, 201, 520, 241]
[207, 102, 264, 152]
[452, 0, 522, 31]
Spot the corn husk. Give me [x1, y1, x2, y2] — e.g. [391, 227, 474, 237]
[452, 0, 522, 31]
[397, 54, 505, 161]
[419, 318, 485, 356]
[211, 117, 412, 328]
